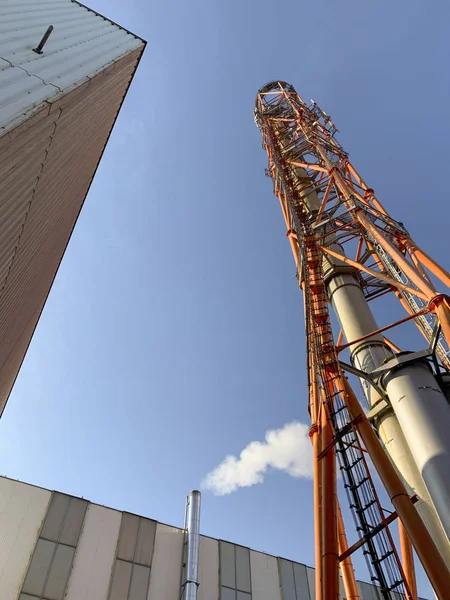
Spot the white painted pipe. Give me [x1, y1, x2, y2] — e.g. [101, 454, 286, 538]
[328, 272, 450, 566]
[382, 359, 450, 541]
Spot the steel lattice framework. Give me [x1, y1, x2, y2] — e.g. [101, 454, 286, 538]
[255, 81, 450, 600]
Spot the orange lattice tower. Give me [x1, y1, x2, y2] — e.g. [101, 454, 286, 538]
[255, 81, 450, 600]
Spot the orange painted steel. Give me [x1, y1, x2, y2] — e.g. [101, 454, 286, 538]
[319, 245, 429, 301]
[309, 364, 323, 600]
[321, 401, 339, 600]
[382, 336, 402, 354]
[408, 241, 450, 289]
[337, 502, 360, 600]
[255, 81, 450, 599]
[398, 520, 418, 600]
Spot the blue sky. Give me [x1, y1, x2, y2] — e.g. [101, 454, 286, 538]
[1, 0, 449, 597]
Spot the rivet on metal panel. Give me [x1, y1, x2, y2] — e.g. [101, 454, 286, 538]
[33, 26, 54, 55]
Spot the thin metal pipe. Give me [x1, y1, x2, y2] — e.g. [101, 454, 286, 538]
[185, 490, 201, 600]
[33, 25, 54, 54]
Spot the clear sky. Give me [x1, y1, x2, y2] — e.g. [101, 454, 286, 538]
[1, 0, 449, 597]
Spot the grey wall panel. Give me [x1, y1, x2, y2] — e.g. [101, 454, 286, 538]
[0, 477, 51, 600]
[278, 559, 296, 600]
[221, 587, 236, 600]
[306, 567, 315, 600]
[235, 546, 251, 593]
[134, 519, 156, 567]
[220, 542, 236, 589]
[250, 551, 281, 600]
[44, 543, 75, 600]
[117, 513, 140, 562]
[147, 523, 184, 600]
[65, 504, 122, 600]
[109, 559, 132, 600]
[19, 595, 38, 600]
[237, 593, 251, 600]
[128, 564, 150, 600]
[198, 536, 219, 600]
[41, 494, 70, 542]
[59, 498, 87, 546]
[358, 581, 377, 600]
[293, 563, 310, 600]
[22, 538, 56, 596]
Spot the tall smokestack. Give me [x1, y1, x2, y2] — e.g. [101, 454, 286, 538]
[185, 490, 201, 600]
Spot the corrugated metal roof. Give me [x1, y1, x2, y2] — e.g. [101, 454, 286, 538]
[0, 0, 145, 131]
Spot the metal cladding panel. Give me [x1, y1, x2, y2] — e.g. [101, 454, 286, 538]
[43, 542, 75, 600]
[249, 551, 281, 600]
[109, 559, 133, 600]
[0, 477, 50, 600]
[40, 493, 71, 541]
[306, 567, 315, 599]
[358, 581, 377, 600]
[59, 497, 88, 546]
[0, 43, 143, 417]
[128, 564, 150, 600]
[64, 504, 122, 600]
[278, 559, 296, 600]
[134, 518, 156, 567]
[117, 513, 140, 562]
[219, 541, 236, 589]
[197, 536, 219, 600]
[221, 588, 236, 600]
[0, 0, 144, 131]
[22, 538, 56, 596]
[292, 563, 310, 600]
[235, 545, 251, 593]
[147, 523, 184, 600]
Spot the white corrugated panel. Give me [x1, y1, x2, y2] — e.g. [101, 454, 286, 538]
[198, 536, 219, 600]
[147, 523, 184, 600]
[0, 476, 51, 599]
[0, 0, 144, 131]
[250, 551, 281, 600]
[64, 504, 122, 600]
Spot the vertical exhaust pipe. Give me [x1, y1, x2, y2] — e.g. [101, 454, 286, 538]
[185, 490, 201, 600]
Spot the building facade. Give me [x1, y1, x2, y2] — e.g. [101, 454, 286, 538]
[0, 476, 424, 600]
[0, 0, 145, 416]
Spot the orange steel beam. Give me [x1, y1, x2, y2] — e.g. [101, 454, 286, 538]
[356, 211, 436, 299]
[337, 502, 360, 600]
[341, 377, 450, 598]
[336, 308, 429, 353]
[287, 160, 328, 173]
[339, 497, 418, 562]
[345, 162, 389, 215]
[383, 336, 402, 353]
[321, 401, 339, 600]
[399, 520, 418, 600]
[319, 246, 430, 301]
[309, 363, 323, 600]
[407, 241, 450, 289]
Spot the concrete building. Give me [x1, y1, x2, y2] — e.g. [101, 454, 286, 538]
[0, 476, 426, 600]
[0, 0, 145, 416]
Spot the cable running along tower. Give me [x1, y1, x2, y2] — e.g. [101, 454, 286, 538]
[255, 81, 450, 600]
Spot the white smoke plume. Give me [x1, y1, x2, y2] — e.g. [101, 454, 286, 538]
[202, 421, 313, 496]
